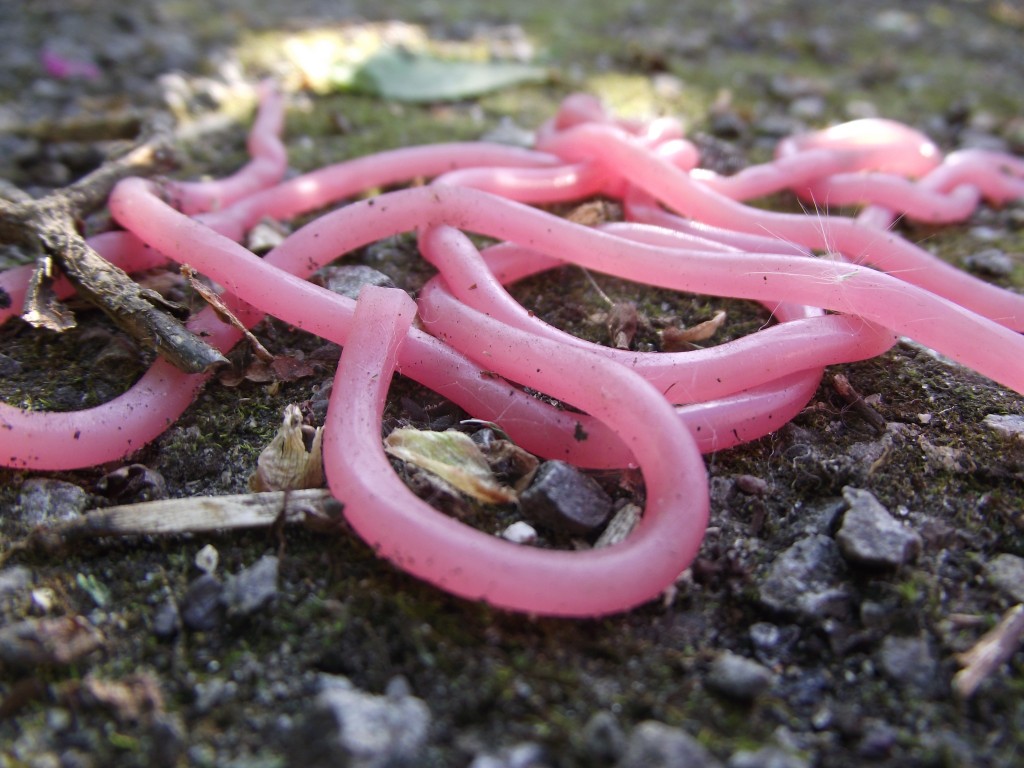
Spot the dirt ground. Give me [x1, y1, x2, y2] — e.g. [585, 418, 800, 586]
[1, 1, 1024, 766]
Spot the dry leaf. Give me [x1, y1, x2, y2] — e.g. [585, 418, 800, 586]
[661, 310, 727, 351]
[385, 427, 518, 504]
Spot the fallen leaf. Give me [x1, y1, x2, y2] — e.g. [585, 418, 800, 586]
[385, 427, 518, 504]
[661, 310, 728, 351]
[342, 48, 549, 102]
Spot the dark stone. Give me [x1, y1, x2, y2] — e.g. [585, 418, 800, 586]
[94, 464, 167, 504]
[519, 461, 612, 535]
[179, 574, 223, 632]
[835, 487, 921, 568]
[582, 710, 627, 763]
[758, 535, 851, 621]
[749, 622, 800, 666]
[152, 598, 181, 640]
[223, 554, 279, 618]
[878, 635, 938, 692]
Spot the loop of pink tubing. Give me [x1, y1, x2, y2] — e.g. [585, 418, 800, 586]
[135, 181, 1022, 395]
[537, 123, 1024, 330]
[416, 230, 897, 402]
[774, 117, 942, 177]
[6, 99, 1024, 472]
[3, 175, 813, 469]
[326, 283, 710, 617]
[620, 190, 813, 257]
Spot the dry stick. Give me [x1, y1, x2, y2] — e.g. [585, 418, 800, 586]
[12, 489, 338, 559]
[832, 372, 887, 434]
[953, 603, 1024, 698]
[0, 137, 228, 373]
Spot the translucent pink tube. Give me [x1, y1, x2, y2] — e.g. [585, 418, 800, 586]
[326, 284, 709, 617]
[177, 183, 1021, 395]
[168, 82, 289, 215]
[538, 122, 1024, 329]
[416, 228, 897, 402]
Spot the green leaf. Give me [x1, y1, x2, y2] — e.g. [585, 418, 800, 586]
[343, 48, 548, 102]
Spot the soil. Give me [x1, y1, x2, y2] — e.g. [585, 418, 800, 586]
[1, 1, 1024, 767]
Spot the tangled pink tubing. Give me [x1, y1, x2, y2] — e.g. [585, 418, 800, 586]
[3, 86, 1024, 616]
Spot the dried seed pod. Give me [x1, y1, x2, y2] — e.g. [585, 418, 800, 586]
[249, 404, 324, 492]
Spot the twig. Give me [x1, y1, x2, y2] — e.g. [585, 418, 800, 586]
[832, 373, 887, 434]
[4, 489, 339, 561]
[953, 603, 1024, 698]
[0, 134, 229, 373]
[182, 264, 274, 362]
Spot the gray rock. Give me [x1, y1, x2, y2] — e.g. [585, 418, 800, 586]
[519, 461, 612, 535]
[729, 746, 809, 768]
[758, 535, 851, 620]
[983, 413, 1024, 441]
[835, 487, 921, 568]
[582, 710, 627, 763]
[14, 478, 89, 527]
[985, 553, 1024, 602]
[857, 720, 898, 760]
[0, 565, 33, 600]
[617, 721, 723, 768]
[321, 265, 397, 300]
[223, 554, 278, 618]
[962, 248, 1014, 277]
[179, 574, 223, 632]
[470, 742, 549, 768]
[152, 599, 181, 640]
[749, 622, 800, 666]
[879, 635, 938, 691]
[706, 652, 775, 701]
[290, 674, 431, 768]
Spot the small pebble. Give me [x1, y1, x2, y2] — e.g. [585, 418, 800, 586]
[469, 742, 549, 768]
[758, 534, 851, 621]
[835, 487, 921, 569]
[519, 461, 612, 535]
[581, 710, 626, 763]
[728, 746, 809, 768]
[735, 474, 769, 496]
[618, 721, 723, 768]
[962, 247, 1015, 277]
[180, 574, 223, 632]
[500, 521, 538, 545]
[222, 555, 279, 618]
[319, 264, 397, 300]
[14, 478, 89, 527]
[152, 599, 182, 640]
[288, 674, 431, 768]
[706, 652, 775, 701]
[984, 553, 1024, 603]
[0, 565, 33, 600]
[878, 635, 938, 691]
[983, 413, 1024, 441]
[194, 544, 219, 575]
